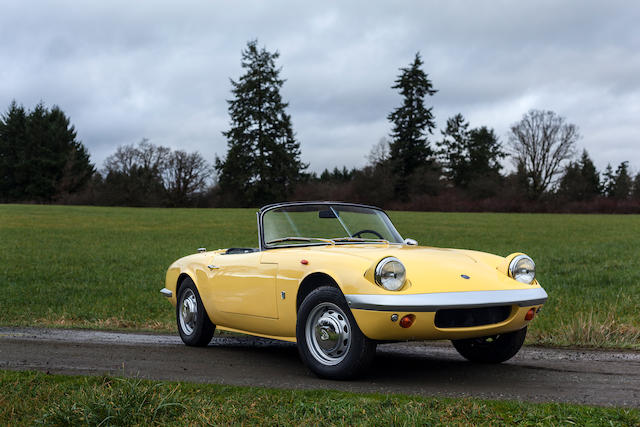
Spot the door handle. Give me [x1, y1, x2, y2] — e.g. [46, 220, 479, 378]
[207, 264, 220, 270]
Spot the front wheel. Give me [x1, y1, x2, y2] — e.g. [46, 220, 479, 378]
[451, 327, 527, 363]
[296, 286, 376, 379]
[176, 278, 215, 347]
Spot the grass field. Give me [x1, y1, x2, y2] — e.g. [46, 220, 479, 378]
[1, 204, 639, 349]
[0, 370, 637, 426]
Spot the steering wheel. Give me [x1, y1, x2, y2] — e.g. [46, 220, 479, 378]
[351, 229, 384, 239]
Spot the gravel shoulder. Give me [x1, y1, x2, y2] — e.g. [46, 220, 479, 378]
[1, 327, 638, 408]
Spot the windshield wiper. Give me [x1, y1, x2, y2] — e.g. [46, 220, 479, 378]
[266, 236, 335, 245]
[332, 237, 389, 244]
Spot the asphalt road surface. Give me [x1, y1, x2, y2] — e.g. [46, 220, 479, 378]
[1, 327, 638, 408]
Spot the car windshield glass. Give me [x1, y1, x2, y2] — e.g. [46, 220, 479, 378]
[262, 204, 403, 246]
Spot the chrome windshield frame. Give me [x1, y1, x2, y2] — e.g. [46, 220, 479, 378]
[257, 201, 404, 251]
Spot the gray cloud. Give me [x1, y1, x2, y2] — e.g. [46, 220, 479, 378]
[1, 0, 638, 176]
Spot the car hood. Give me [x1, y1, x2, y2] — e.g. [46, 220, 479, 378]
[310, 244, 533, 293]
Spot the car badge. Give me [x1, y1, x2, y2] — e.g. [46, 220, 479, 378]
[461, 274, 470, 279]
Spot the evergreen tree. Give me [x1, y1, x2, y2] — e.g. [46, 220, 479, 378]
[46, 106, 94, 197]
[558, 150, 601, 200]
[467, 126, 505, 178]
[558, 161, 582, 199]
[602, 164, 615, 197]
[578, 150, 601, 198]
[0, 101, 27, 200]
[216, 40, 306, 206]
[632, 173, 640, 200]
[611, 161, 632, 200]
[387, 52, 437, 199]
[437, 114, 505, 192]
[437, 114, 469, 187]
[0, 101, 94, 202]
[319, 166, 354, 183]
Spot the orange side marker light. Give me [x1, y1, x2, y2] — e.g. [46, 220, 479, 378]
[399, 314, 416, 328]
[525, 308, 536, 321]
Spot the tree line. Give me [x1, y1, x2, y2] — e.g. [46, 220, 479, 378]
[1, 39, 639, 212]
[0, 103, 212, 207]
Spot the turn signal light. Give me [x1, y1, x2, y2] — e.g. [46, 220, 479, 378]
[399, 314, 415, 328]
[525, 308, 536, 321]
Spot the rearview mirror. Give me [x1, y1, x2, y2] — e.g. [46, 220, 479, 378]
[403, 238, 418, 246]
[318, 210, 337, 219]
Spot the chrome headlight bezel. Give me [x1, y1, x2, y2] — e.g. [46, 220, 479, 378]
[374, 257, 406, 291]
[508, 254, 536, 284]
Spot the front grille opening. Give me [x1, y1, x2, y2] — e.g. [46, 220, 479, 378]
[434, 305, 512, 328]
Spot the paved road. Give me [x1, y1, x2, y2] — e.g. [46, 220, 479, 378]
[0, 327, 638, 407]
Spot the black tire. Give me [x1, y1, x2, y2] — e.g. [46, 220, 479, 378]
[451, 327, 527, 363]
[296, 286, 376, 379]
[176, 278, 215, 347]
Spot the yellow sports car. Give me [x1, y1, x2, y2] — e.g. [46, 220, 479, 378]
[161, 201, 547, 379]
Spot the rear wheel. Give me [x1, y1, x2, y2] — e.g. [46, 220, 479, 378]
[296, 286, 376, 379]
[451, 327, 527, 363]
[176, 278, 215, 346]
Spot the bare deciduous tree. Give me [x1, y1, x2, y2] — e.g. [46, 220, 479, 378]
[165, 150, 212, 206]
[136, 139, 171, 173]
[102, 139, 211, 207]
[509, 109, 579, 198]
[366, 137, 390, 167]
[103, 138, 170, 176]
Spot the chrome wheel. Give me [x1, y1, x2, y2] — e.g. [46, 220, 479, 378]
[305, 302, 351, 366]
[179, 288, 198, 336]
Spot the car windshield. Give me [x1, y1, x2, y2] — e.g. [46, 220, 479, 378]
[262, 204, 403, 247]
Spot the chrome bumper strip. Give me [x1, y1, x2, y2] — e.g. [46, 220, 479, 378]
[345, 288, 548, 312]
[160, 288, 173, 298]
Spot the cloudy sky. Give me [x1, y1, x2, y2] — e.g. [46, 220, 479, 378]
[1, 1, 638, 175]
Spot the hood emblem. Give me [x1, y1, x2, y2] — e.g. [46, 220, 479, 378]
[461, 274, 470, 280]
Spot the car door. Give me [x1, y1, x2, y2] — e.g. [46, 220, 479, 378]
[205, 251, 279, 319]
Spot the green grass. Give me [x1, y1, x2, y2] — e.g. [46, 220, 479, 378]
[0, 370, 637, 426]
[0, 204, 639, 348]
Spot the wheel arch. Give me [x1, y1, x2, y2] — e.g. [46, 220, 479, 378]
[296, 272, 342, 312]
[176, 272, 196, 297]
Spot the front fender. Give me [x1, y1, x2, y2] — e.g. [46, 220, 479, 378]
[163, 254, 210, 307]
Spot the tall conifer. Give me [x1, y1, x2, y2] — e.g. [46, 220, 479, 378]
[216, 40, 306, 206]
[0, 101, 27, 200]
[612, 161, 632, 199]
[437, 114, 469, 187]
[0, 101, 94, 201]
[387, 52, 437, 199]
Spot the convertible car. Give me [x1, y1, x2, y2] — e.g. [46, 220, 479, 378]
[161, 201, 547, 379]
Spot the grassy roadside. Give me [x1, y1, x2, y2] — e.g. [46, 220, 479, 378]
[1, 204, 639, 349]
[0, 370, 637, 426]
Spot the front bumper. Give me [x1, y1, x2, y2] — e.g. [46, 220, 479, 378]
[345, 287, 547, 311]
[345, 287, 547, 341]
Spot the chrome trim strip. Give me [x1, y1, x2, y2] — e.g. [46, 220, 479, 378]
[258, 200, 383, 214]
[345, 288, 548, 312]
[257, 210, 263, 251]
[160, 288, 173, 298]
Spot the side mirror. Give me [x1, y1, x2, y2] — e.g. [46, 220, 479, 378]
[403, 238, 418, 246]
